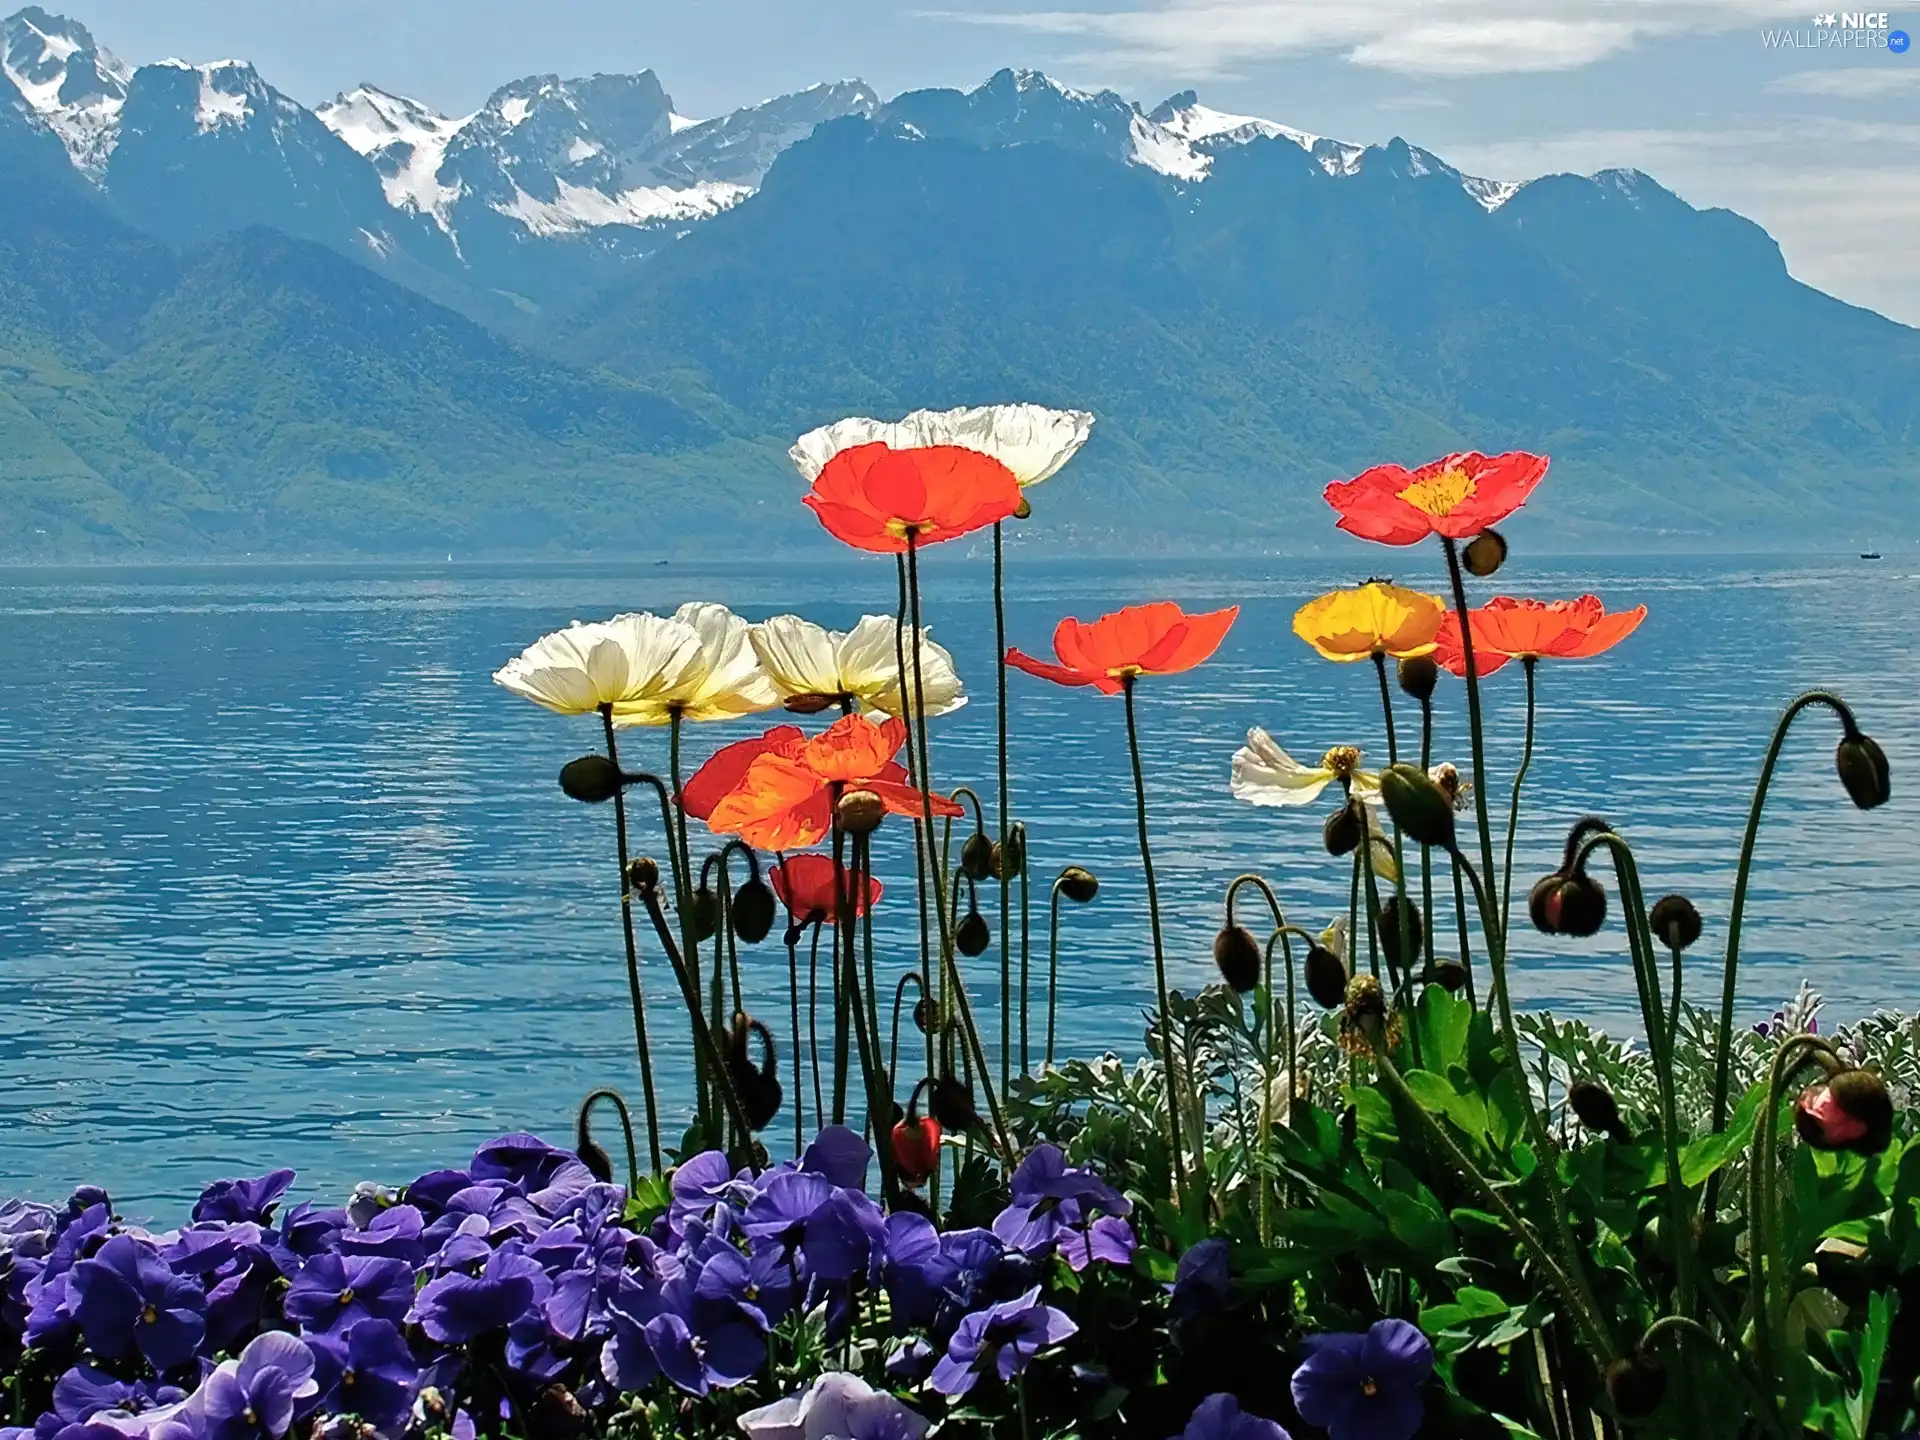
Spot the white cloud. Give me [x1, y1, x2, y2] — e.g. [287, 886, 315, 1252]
[931, 0, 1810, 77]
[1770, 67, 1920, 96]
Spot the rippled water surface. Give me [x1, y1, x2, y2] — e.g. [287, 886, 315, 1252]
[3, 552, 1916, 1207]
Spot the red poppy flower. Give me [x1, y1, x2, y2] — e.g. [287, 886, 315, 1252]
[1005, 602, 1239, 694]
[697, 713, 963, 850]
[802, 442, 1023, 553]
[1324, 451, 1549, 545]
[768, 853, 882, 922]
[1434, 595, 1647, 677]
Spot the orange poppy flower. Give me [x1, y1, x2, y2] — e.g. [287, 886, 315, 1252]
[802, 442, 1023, 553]
[697, 713, 963, 850]
[1005, 601, 1239, 694]
[769, 853, 882, 923]
[1434, 595, 1648, 677]
[1324, 451, 1549, 545]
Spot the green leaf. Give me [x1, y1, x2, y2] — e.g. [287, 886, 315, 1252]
[621, 1174, 672, 1229]
[1679, 1079, 1766, 1186]
[1415, 986, 1474, 1072]
[1847, 1290, 1897, 1439]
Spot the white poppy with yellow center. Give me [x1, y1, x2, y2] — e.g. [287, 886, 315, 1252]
[750, 614, 966, 720]
[1230, 729, 1382, 809]
[492, 612, 706, 717]
[610, 602, 780, 726]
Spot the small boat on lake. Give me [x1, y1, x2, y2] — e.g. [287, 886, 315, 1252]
[1861, 551, 1882, 560]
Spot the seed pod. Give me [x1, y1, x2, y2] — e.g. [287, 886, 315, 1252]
[1835, 731, 1890, 810]
[625, 856, 660, 892]
[927, 1076, 981, 1133]
[731, 875, 777, 945]
[1212, 924, 1262, 994]
[1647, 894, 1701, 951]
[1397, 653, 1439, 703]
[1603, 1350, 1666, 1419]
[961, 832, 994, 882]
[1058, 866, 1099, 904]
[559, 755, 623, 804]
[1305, 943, 1349, 1009]
[1380, 763, 1457, 850]
[1343, 973, 1388, 1028]
[1323, 800, 1364, 857]
[956, 908, 991, 957]
[836, 788, 886, 835]
[1463, 528, 1508, 578]
[1378, 896, 1424, 970]
[687, 885, 720, 943]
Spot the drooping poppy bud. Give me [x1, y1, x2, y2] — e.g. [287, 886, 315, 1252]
[725, 1013, 783, 1132]
[559, 754, 623, 804]
[1647, 894, 1701, 951]
[891, 1115, 942, 1187]
[836, 788, 886, 835]
[1397, 653, 1439, 702]
[1835, 730, 1890, 810]
[731, 875, 776, 945]
[573, 1111, 613, 1184]
[927, 1076, 981, 1133]
[1013, 495, 1033, 521]
[1378, 896, 1424, 970]
[1380, 763, 1457, 850]
[1604, 1349, 1666, 1419]
[1429, 957, 1468, 993]
[625, 856, 660, 892]
[961, 832, 994, 882]
[688, 884, 720, 943]
[956, 906, 991, 958]
[1305, 943, 1349, 1009]
[1058, 866, 1099, 903]
[1323, 800, 1364, 857]
[1796, 1069, 1894, 1155]
[1568, 1079, 1630, 1144]
[782, 692, 839, 715]
[991, 828, 1027, 880]
[1530, 873, 1607, 937]
[912, 996, 938, 1035]
[1212, 925, 1262, 994]
[1463, 528, 1508, 578]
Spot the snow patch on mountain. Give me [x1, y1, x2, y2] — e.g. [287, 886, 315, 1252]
[1, 5, 128, 173]
[317, 84, 470, 229]
[1126, 111, 1206, 180]
[494, 177, 752, 236]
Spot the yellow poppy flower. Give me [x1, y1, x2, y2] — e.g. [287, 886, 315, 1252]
[1292, 581, 1446, 663]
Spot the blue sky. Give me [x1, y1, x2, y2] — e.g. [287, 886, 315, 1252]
[60, 0, 1920, 323]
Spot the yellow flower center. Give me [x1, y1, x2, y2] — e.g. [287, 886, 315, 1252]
[1363, 1379, 1380, 1398]
[1398, 468, 1473, 517]
[1321, 746, 1362, 779]
[884, 518, 924, 539]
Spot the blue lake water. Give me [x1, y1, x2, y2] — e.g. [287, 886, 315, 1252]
[2, 550, 1916, 1209]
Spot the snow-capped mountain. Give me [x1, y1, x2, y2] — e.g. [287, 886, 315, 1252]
[1, 5, 126, 173]
[1149, 91, 1364, 177]
[314, 84, 468, 228]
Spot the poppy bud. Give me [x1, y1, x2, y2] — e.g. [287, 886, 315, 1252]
[1380, 763, 1456, 850]
[960, 832, 993, 882]
[956, 907, 991, 958]
[927, 1076, 981, 1132]
[1014, 496, 1033, 521]
[573, 1113, 613, 1184]
[625, 856, 659, 892]
[836, 788, 886, 836]
[731, 875, 776, 945]
[1568, 1079, 1630, 1143]
[1429, 957, 1468, 993]
[1604, 1350, 1666, 1419]
[1397, 654, 1439, 703]
[1378, 896, 1424, 970]
[991, 829, 1027, 880]
[1463, 529, 1508, 578]
[1212, 924, 1262, 994]
[912, 996, 939, 1034]
[1835, 731, 1890, 810]
[1305, 944, 1349, 1009]
[558, 754, 623, 804]
[1058, 866, 1099, 903]
[1796, 1069, 1894, 1155]
[890, 1115, 942, 1187]
[688, 884, 719, 943]
[1531, 873, 1606, 937]
[1323, 800, 1364, 857]
[782, 692, 839, 715]
[725, 1013, 783, 1132]
[1647, 894, 1701, 951]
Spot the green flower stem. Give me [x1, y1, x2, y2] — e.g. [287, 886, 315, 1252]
[1451, 860, 1476, 1009]
[1419, 693, 1440, 1004]
[1016, 827, 1032, 1075]
[1441, 537, 1502, 969]
[844, 832, 899, 1205]
[1227, 873, 1288, 1244]
[1499, 657, 1538, 949]
[1123, 672, 1191, 1209]
[830, 817, 853, 1127]
[785, 928, 805, 1157]
[579, 1087, 642, 1196]
[994, 521, 1015, 1097]
[807, 920, 825, 1132]
[893, 559, 939, 1154]
[1044, 869, 1078, 1069]
[596, 707, 663, 1172]
[634, 875, 754, 1149]
[1705, 690, 1859, 1223]
[890, 971, 923, 1088]
[905, 536, 1013, 1163]
[1362, 1015, 1615, 1362]
[666, 709, 710, 1136]
[1373, 652, 1417, 1003]
[1360, 835, 1419, 1068]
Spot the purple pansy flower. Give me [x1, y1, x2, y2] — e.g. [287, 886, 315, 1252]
[201, 1331, 319, 1440]
[992, 1145, 1130, 1258]
[68, 1235, 208, 1370]
[1063, 1215, 1135, 1273]
[338, 1207, 428, 1268]
[803, 1190, 885, 1287]
[1171, 1394, 1292, 1440]
[693, 1244, 796, 1334]
[192, 1172, 296, 1227]
[52, 1367, 184, 1426]
[741, 1172, 836, 1258]
[799, 1129, 872, 1190]
[411, 1250, 549, 1345]
[641, 1312, 765, 1396]
[1172, 1237, 1231, 1321]
[737, 1371, 930, 1440]
[284, 1253, 415, 1336]
[927, 1286, 1077, 1397]
[1289, 1318, 1433, 1440]
[307, 1319, 418, 1430]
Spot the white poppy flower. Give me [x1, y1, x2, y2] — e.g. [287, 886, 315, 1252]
[736, 1371, 930, 1440]
[751, 614, 966, 720]
[492, 613, 706, 717]
[789, 403, 1094, 487]
[1230, 729, 1381, 809]
[612, 602, 779, 726]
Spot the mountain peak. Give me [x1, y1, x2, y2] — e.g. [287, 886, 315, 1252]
[2, 4, 129, 172]
[316, 84, 470, 228]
